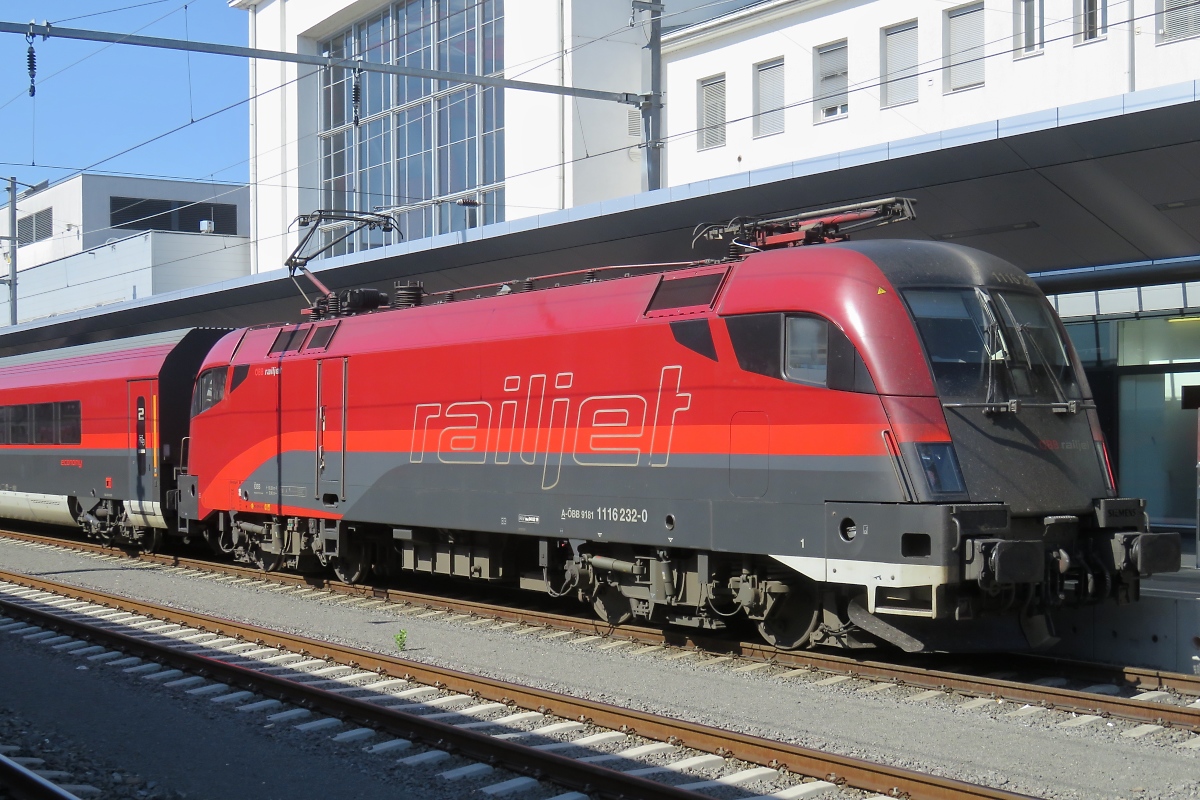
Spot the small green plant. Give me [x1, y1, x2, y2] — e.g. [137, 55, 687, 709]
[394, 629, 408, 651]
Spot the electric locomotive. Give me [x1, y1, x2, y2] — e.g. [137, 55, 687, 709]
[0, 199, 1180, 652]
[174, 198, 1178, 652]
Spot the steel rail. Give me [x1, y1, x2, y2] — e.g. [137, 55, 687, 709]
[4, 528, 1199, 730]
[0, 568, 1036, 800]
[0, 753, 83, 800]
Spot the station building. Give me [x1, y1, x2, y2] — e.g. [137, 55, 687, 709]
[0, 174, 250, 325]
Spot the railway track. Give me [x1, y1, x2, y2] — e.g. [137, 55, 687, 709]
[0, 751, 87, 800]
[3, 527, 1200, 737]
[0, 566, 1042, 800]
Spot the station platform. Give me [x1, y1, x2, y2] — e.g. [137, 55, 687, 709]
[1049, 537, 1200, 673]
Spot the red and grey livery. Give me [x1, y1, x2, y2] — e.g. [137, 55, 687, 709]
[0, 329, 225, 547]
[0, 200, 1181, 651]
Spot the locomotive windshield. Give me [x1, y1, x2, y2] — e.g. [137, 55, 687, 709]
[904, 288, 1080, 402]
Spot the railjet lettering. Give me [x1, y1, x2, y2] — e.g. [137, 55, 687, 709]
[410, 366, 691, 490]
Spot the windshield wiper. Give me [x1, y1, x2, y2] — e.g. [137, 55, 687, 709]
[945, 289, 1018, 414]
[942, 290, 1090, 415]
[995, 294, 1079, 414]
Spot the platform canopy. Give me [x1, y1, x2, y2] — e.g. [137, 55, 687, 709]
[2, 83, 1199, 358]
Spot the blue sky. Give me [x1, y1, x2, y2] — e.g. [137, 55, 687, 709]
[0, 1, 249, 192]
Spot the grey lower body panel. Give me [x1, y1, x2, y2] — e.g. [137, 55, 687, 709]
[232, 450, 907, 563]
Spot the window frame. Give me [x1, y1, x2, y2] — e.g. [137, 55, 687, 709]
[752, 58, 785, 138]
[944, 2, 986, 93]
[191, 367, 230, 418]
[881, 20, 919, 108]
[813, 40, 849, 123]
[1158, 0, 1200, 43]
[9, 405, 29, 444]
[0, 402, 83, 445]
[1075, 0, 1107, 42]
[1013, 0, 1045, 56]
[696, 73, 728, 150]
[32, 403, 56, 445]
[784, 315, 830, 387]
[57, 400, 82, 445]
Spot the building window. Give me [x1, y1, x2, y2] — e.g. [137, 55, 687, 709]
[946, 3, 985, 91]
[814, 41, 848, 122]
[697, 74, 727, 150]
[753, 59, 785, 138]
[881, 22, 918, 107]
[1014, 0, 1043, 54]
[1159, 0, 1200, 42]
[318, 0, 505, 255]
[15, 208, 52, 247]
[110, 197, 237, 235]
[1077, 0, 1107, 41]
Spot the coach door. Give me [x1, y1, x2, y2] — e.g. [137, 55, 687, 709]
[315, 358, 348, 505]
[127, 380, 158, 506]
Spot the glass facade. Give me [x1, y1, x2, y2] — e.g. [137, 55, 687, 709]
[318, 0, 504, 256]
[1066, 316, 1200, 529]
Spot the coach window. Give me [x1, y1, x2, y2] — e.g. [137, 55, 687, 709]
[9, 406, 28, 444]
[58, 401, 81, 444]
[0, 407, 7, 444]
[191, 367, 228, 417]
[33, 403, 56, 444]
[785, 316, 829, 386]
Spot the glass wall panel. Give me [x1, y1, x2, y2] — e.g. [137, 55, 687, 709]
[1064, 319, 1117, 366]
[1119, 373, 1200, 526]
[317, 0, 504, 253]
[1119, 317, 1200, 365]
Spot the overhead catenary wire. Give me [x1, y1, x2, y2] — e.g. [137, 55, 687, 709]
[50, 0, 175, 25]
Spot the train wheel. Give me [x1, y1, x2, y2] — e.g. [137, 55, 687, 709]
[591, 584, 632, 626]
[135, 528, 162, 554]
[756, 583, 819, 650]
[251, 545, 283, 573]
[333, 539, 370, 584]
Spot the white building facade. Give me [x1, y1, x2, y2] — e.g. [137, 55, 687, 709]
[664, 0, 1200, 183]
[0, 174, 250, 325]
[229, 0, 751, 274]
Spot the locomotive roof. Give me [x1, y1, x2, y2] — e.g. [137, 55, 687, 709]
[0, 328, 202, 371]
[831, 240, 1037, 291]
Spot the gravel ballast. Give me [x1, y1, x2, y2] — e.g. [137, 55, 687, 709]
[1, 537, 1198, 800]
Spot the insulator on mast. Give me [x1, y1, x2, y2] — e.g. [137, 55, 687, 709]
[352, 67, 362, 127]
[26, 42, 36, 97]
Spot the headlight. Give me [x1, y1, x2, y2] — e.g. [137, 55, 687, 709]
[915, 442, 966, 494]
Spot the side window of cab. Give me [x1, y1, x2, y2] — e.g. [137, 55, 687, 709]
[726, 313, 876, 393]
[191, 367, 229, 417]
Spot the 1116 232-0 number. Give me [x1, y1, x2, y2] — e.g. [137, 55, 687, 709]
[597, 506, 648, 523]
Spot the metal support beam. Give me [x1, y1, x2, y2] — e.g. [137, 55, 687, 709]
[1, 178, 15, 326]
[0, 21, 645, 107]
[633, 1, 664, 191]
